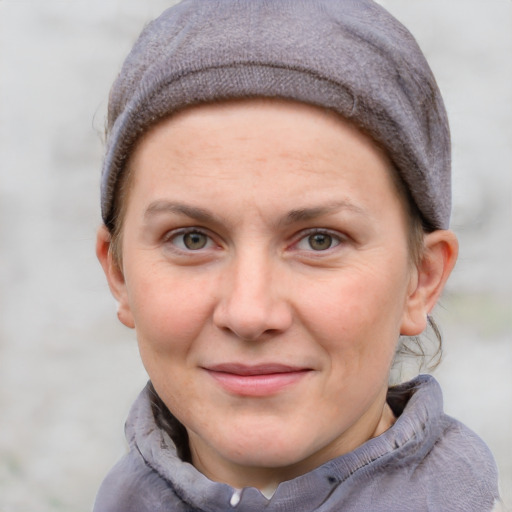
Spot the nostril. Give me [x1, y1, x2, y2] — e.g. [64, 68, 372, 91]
[212, 269, 293, 340]
[234, 327, 281, 342]
[213, 303, 292, 342]
[223, 322, 277, 342]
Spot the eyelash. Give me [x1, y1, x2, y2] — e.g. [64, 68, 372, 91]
[163, 227, 345, 255]
[164, 228, 218, 253]
[291, 229, 345, 253]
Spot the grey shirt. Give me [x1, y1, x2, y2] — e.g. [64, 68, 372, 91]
[93, 375, 500, 511]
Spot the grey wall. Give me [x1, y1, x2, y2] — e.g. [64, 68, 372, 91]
[0, 1, 510, 510]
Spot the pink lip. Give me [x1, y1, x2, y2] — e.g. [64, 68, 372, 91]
[203, 363, 312, 397]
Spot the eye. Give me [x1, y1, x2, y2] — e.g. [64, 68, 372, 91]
[295, 231, 342, 251]
[169, 230, 214, 251]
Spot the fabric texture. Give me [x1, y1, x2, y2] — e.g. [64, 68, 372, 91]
[93, 375, 500, 512]
[101, 0, 451, 231]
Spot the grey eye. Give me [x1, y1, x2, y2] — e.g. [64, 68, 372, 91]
[182, 232, 209, 250]
[307, 233, 334, 251]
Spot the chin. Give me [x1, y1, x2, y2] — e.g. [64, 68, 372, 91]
[217, 429, 318, 470]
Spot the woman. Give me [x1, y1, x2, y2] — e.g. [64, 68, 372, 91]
[94, 1, 501, 510]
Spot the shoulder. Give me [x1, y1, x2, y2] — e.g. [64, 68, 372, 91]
[382, 376, 501, 510]
[93, 450, 189, 512]
[94, 383, 207, 512]
[403, 406, 501, 511]
[427, 414, 499, 493]
[389, 375, 498, 482]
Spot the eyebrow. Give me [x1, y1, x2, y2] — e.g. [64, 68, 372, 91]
[144, 199, 367, 226]
[144, 201, 219, 224]
[282, 200, 368, 225]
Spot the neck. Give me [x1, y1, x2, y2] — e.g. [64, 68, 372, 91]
[187, 400, 396, 492]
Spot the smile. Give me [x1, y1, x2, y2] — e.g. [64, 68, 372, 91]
[203, 364, 312, 397]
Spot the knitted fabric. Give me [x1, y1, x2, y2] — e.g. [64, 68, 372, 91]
[101, 0, 451, 230]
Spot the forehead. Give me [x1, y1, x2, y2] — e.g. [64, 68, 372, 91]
[123, 98, 403, 219]
[131, 98, 393, 177]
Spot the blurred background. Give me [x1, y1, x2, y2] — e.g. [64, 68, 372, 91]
[0, 1, 510, 510]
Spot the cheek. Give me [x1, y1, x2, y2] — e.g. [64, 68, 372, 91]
[300, 260, 409, 366]
[125, 264, 216, 355]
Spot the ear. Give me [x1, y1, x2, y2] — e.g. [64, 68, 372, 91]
[400, 230, 458, 336]
[96, 225, 135, 329]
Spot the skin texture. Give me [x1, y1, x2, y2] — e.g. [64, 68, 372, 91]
[97, 99, 458, 492]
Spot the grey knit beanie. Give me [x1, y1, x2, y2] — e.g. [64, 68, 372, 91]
[101, 0, 451, 230]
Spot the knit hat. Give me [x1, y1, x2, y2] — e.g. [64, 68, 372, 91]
[101, 0, 451, 230]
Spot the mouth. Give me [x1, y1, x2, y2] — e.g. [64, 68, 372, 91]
[203, 363, 312, 397]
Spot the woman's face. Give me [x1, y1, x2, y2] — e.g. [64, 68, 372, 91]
[105, 99, 423, 489]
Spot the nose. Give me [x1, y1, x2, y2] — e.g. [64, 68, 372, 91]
[213, 253, 293, 341]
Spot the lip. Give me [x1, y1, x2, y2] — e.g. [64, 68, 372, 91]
[203, 363, 312, 397]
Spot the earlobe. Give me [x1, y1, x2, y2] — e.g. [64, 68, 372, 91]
[95, 225, 135, 329]
[400, 230, 458, 336]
